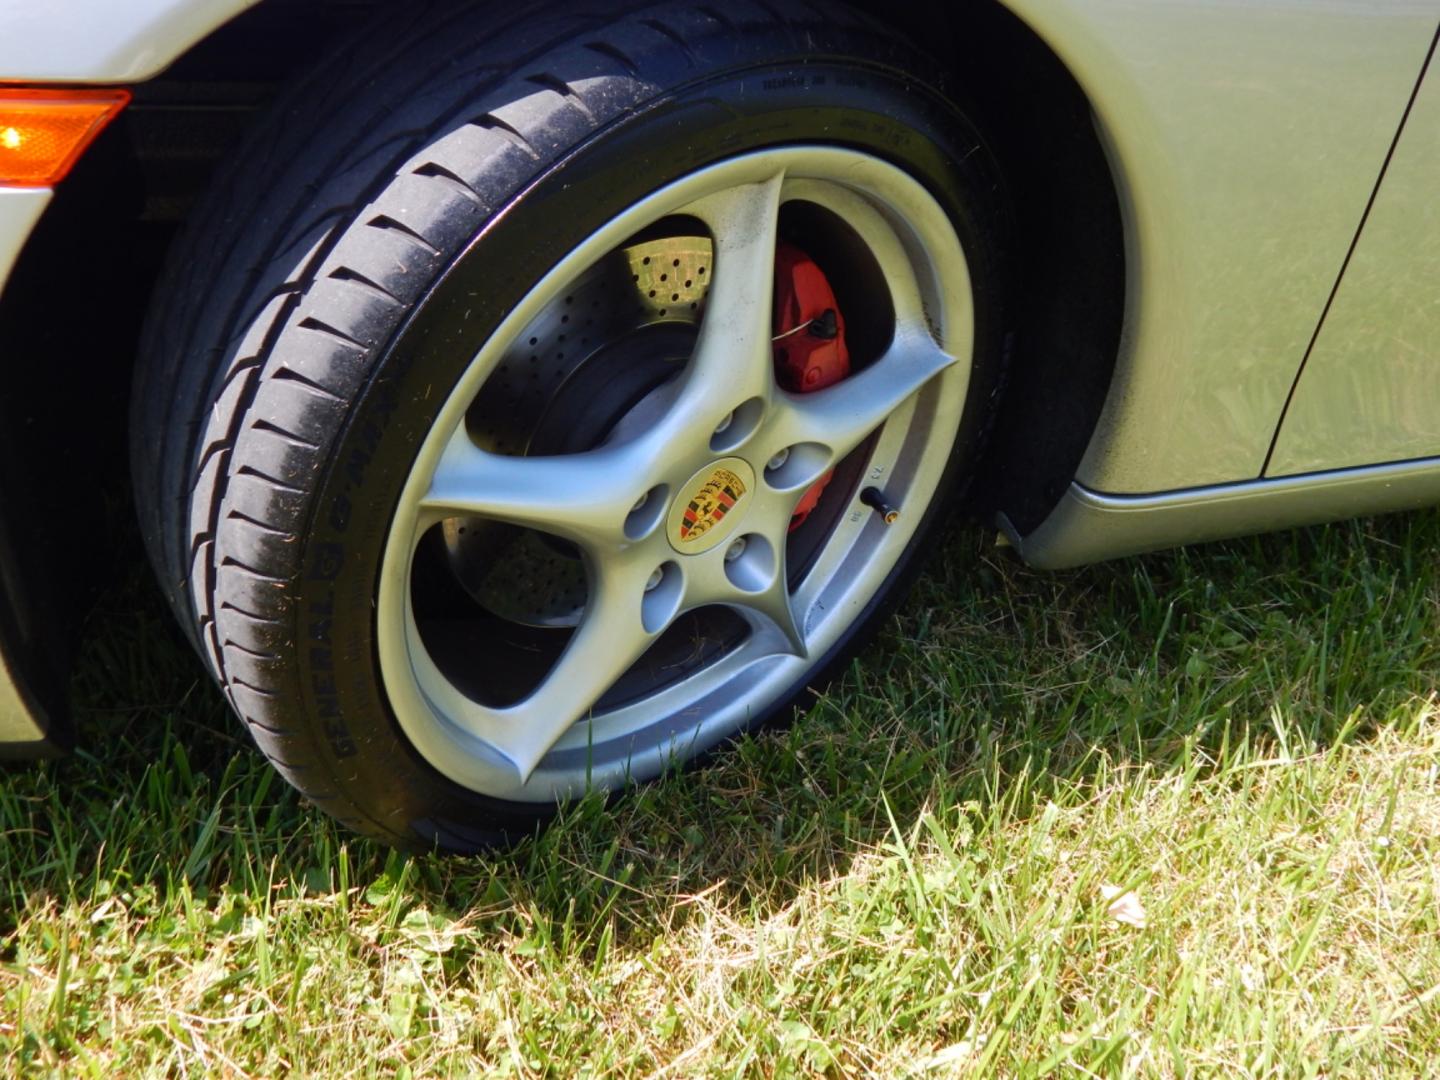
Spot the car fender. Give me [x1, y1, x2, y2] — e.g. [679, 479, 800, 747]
[0, 0, 260, 83]
[998, 0, 1436, 494]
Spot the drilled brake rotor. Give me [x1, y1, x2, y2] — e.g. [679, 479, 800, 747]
[443, 235, 714, 627]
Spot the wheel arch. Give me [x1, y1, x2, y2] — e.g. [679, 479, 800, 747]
[848, 0, 1127, 535]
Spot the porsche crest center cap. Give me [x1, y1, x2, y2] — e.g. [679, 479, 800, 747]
[668, 457, 755, 554]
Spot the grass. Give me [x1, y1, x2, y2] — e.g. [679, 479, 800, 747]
[3, 509, 1440, 1076]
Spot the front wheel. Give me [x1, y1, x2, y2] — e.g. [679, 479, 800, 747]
[132, 0, 1011, 851]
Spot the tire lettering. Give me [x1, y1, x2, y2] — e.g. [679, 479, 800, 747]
[307, 580, 356, 757]
[309, 542, 344, 581]
[329, 493, 351, 532]
[308, 353, 417, 762]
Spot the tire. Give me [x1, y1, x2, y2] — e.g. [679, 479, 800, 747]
[131, 0, 1011, 851]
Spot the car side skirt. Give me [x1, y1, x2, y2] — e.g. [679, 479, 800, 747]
[1007, 457, 1440, 571]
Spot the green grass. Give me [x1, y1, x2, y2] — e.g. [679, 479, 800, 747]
[4, 511, 1440, 1076]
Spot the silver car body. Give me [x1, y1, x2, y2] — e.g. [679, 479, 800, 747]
[2, 0, 1438, 746]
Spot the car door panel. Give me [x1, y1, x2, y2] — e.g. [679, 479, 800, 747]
[1267, 41, 1440, 477]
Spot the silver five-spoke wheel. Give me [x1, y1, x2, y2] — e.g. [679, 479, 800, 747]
[377, 148, 975, 801]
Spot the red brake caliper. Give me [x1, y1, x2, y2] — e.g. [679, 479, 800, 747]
[772, 242, 850, 531]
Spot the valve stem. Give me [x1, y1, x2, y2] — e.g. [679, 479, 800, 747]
[860, 487, 900, 525]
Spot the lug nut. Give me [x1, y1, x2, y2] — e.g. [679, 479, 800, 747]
[767, 447, 790, 472]
[645, 566, 665, 592]
[631, 491, 650, 513]
[724, 537, 748, 563]
[713, 410, 734, 436]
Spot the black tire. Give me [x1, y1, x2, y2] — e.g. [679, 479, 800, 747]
[131, 0, 1011, 851]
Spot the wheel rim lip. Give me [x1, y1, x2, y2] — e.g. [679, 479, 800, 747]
[375, 146, 975, 803]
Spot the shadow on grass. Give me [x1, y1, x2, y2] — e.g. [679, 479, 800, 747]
[4, 507, 1438, 952]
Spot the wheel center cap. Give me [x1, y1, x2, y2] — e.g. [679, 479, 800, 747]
[667, 457, 755, 555]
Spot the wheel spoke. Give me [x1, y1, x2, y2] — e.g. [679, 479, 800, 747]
[419, 426, 644, 547]
[735, 577, 808, 661]
[675, 173, 785, 415]
[769, 332, 958, 468]
[678, 532, 807, 660]
[437, 561, 667, 781]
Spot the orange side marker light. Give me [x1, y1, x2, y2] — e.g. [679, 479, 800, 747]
[0, 88, 130, 187]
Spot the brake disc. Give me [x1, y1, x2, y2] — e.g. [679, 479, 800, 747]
[444, 235, 714, 627]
